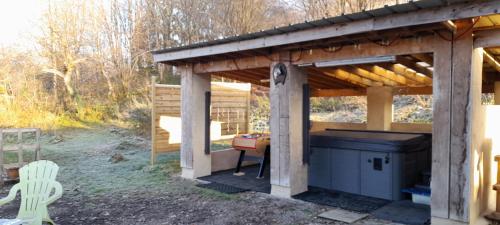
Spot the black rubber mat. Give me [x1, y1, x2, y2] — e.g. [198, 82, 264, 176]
[198, 165, 271, 193]
[371, 200, 430, 225]
[293, 187, 390, 213]
[196, 182, 249, 194]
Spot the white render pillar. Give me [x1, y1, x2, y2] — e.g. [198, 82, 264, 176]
[179, 64, 211, 179]
[366, 86, 393, 131]
[269, 61, 308, 198]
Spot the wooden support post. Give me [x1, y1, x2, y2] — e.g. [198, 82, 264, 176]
[270, 61, 308, 198]
[431, 37, 453, 220]
[246, 90, 251, 133]
[180, 64, 211, 179]
[35, 129, 41, 160]
[495, 82, 500, 105]
[0, 129, 3, 186]
[17, 131, 23, 166]
[150, 76, 158, 165]
[449, 20, 474, 222]
[366, 86, 393, 131]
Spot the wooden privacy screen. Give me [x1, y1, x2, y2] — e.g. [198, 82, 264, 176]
[151, 78, 251, 164]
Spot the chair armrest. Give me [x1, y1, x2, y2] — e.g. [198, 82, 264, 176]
[43, 181, 62, 205]
[0, 183, 20, 206]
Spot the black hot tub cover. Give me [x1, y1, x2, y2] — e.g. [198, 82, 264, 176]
[310, 129, 431, 153]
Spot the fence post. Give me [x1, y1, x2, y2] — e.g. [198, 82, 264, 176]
[151, 76, 158, 165]
[246, 89, 251, 133]
[0, 129, 3, 186]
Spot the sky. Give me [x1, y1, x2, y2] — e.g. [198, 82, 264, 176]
[0, 0, 44, 48]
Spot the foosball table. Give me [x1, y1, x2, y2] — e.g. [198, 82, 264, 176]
[232, 133, 270, 179]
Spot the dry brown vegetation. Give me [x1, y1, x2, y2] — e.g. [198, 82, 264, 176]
[0, 0, 408, 130]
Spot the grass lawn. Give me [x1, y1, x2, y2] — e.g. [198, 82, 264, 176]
[0, 125, 395, 225]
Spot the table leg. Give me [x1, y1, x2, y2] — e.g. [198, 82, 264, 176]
[257, 146, 270, 179]
[235, 150, 246, 174]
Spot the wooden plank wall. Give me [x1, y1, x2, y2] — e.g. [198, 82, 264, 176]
[151, 80, 251, 156]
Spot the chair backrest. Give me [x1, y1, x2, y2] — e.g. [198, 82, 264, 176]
[17, 160, 59, 219]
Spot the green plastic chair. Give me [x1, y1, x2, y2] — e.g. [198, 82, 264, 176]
[0, 160, 63, 225]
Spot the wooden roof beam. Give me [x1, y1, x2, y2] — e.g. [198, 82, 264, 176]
[320, 68, 383, 87]
[341, 66, 397, 86]
[228, 70, 268, 81]
[194, 56, 271, 74]
[395, 56, 434, 78]
[356, 65, 415, 86]
[484, 50, 500, 72]
[311, 86, 433, 97]
[217, 72, 262, 85]
[311, 88, 366, 97]
[378, 63, 432, 86]
[306, 67, 361, 88]
[304, 71, 346, 89]
[410, 53, 434, 66]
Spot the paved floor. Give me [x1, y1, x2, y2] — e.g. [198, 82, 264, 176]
[198, 165, 430, 225]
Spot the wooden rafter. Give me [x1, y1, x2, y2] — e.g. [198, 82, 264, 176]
[484, 50, 500, 72]
[217, 72, 262, 86]
[306, 74, 346, 89]
[356, 65, 415, 86]
[319, 68, 384, 87]
[305, 67, 361, 88]
[341, 66, 398, 86]
[410, 53, 433, 66]
[311, 88, 366, 97]
[311, 86, 433, 97]
[378, 63, 432, 86]
[395, 56, 433, 78]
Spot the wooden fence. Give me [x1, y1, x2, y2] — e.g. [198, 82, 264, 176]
[0, 128, 41, 185]
[151, 78, 251, 163]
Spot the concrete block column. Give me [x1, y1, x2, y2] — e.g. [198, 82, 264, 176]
[269, 62, 308, 198]
[366, 86, 393, 131]
[179, 64, 211, 179]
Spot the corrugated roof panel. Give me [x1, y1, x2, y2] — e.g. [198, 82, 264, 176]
[348, 11, 372, 20]
[412, 0, 444, 8]
[368, 7, 394, 17]
[330, 15, 352, 23]
[391, 3, 420, 13]
[309, 19, 331, 26]
[152, 0, 482, 55]
[293, 23, 315, 29]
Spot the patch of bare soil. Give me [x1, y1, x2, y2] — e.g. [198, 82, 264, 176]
[0, 126, 396, 225]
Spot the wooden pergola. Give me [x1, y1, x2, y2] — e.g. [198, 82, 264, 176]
[153, 1, 500, 224]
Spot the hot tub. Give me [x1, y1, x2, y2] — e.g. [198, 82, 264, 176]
[309, 129, 431, 201]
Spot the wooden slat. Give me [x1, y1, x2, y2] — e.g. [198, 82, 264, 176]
[1, 128, 39, 133]
[3, 144, 38, 152]
[151, 79, 251, 163]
